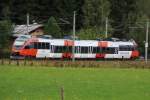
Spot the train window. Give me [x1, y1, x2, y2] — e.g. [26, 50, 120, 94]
[102, 48, 106, 53]
[107, 48, 115, 54]
[92, 47, 102, 53]
[119, 46, 125, 51]
[38, 43, 42, 49]
[105, 48, 109, 53]
[30, 44, 34, 49]
[24, 44, 34, 49]
[97, 47, 101, 53]
[75, 46, 79, 53]
[54, 46, 62, 53]
[45, 43, 50, 49]
[14, 45, 22, 50]
[101, 47, 115, 54]
[62, 46, 68, 53]
[81, 46, 88, 53]
[112, 48, 115, 54]
[41, 43, 45, 49]
[93, 47, 97, 53]
[119, 45, 130, 51]
[89, 46, 93, 53]
[68, 46, 72, 53]
[53, 46, 73, 53]
[50, 45, 54, 53]
[114, 48, 118, 54]
[33, 42, 50, 49]
[34, 42, 38, 49]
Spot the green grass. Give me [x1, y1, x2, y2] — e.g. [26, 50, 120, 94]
[0, 65, 150, 100]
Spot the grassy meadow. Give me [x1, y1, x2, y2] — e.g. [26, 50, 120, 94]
[0, 65, 150, 100]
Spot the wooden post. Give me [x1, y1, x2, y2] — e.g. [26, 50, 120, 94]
[30, 58, 33, 66]
[60, 87, 64, 100]
[17, 60, 19, 66]
[9, 59, 11, 65]
[24, 58, 27, 66]
[1, 58, 4, 65]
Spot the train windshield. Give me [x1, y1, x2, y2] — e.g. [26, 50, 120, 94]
[13, 37, 28, 50]
[14, 45, 22, 50]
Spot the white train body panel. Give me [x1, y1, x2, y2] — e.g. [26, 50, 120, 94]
[75, 40, 98, 47]
[36, 49, 51, 58]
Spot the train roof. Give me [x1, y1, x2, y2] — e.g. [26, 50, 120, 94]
[36, 38, 136, 47]
[14, 35, 137, 47]
[37, 38, 135, 43]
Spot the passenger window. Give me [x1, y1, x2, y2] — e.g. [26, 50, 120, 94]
[37, 43, 41, 49]
[93, 47, 97, 53]
[81, 47, 88, 53]
[119, 45, 130, 51]
[41, 43, 45, 49]
[45, 43, 50, 49]
[101, 47, 115, 54]
[68, 46, 72, 53]
[33, 42, 50, 49]
[34, 42, 38, 49]
[75, 46, 79, 53]
[54, 46, 62, 53]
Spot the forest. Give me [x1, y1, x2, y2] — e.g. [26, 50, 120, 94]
[0, 0, 150, 56]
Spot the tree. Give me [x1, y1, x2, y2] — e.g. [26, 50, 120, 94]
[77, 27, 110, 40]
[128, 14, 150, 56]
[83, 0, 110, 27]
[109, 0, 138, 39]
[137, 0, 150, 18]
[0, 20, 12, 56]
[82, 0, 110, 38]
[44, 17, 62, 38]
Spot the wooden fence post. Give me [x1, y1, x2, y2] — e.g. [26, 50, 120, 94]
[17, 60, 19, 66]
[60, 87, 64, 100]
[24, 59, 27, 66]
[30, 59, 33, 66]
[1, 58, 4, 65]
[9, 59, 11, 65]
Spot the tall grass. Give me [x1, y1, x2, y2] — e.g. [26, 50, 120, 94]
[0, 59, 150, 69]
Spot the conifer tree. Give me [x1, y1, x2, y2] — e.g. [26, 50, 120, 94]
[44, 17, 61, 38]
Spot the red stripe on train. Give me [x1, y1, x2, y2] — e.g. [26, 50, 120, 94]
[62, 53, 73, 58]
[98, 41, 108, 47]
[131, 50, 139, 58]
[19, 49, 38, 57]
[64, 40, 74, 46]
[96, 54, 105, 58]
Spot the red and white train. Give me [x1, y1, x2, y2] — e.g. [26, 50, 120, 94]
[11, 35, 139, 59]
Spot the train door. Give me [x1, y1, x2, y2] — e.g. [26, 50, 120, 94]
[113, 47, 119, 58]
[49, 45, 54, 58]
[36, 42, 51, 58]
[88, 46, 94, 58]
[75, 46, 81, 58]
[80, 46, 89, 58]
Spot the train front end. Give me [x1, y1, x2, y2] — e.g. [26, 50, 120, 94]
[10, 35, 31, 59]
